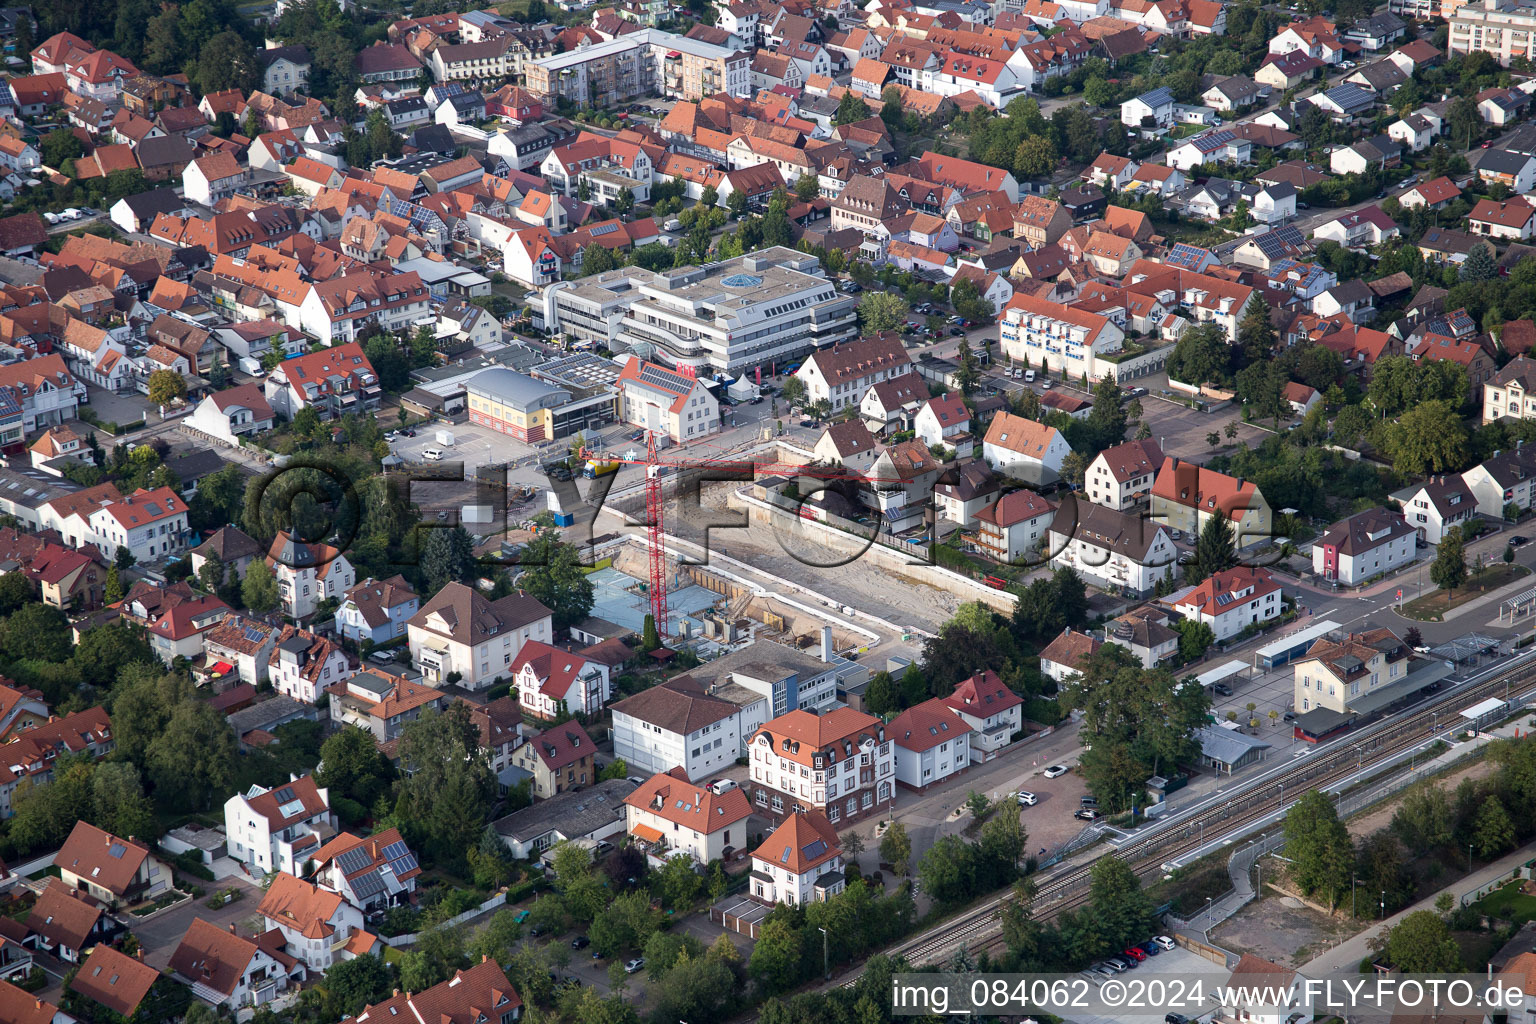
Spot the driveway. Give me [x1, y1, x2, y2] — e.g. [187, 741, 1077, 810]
[128, 877, 265, 970]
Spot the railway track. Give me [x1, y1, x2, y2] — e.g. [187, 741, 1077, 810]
[856, 651, 1536, 976]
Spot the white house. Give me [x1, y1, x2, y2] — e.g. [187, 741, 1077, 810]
[268, 626, 353, 705]
[169, 918, 297, 1010]
[1038, 626, 1102, 684]
[794, 333, 914, 413]
[914, 394, 971, 450]
[748, 809, 844, 906]
[1252, 181, 1296, 226]
[256, 872, 370, 972]
[181, 152, 248, 208]
[223, 776, 334, 876]
[309, 827, 420, 912]
[1218, 955, 1314, 1024]
[406, 582, 553, 691]
[511, 640, 611, 721]
[611, 678, 742, 782]
[1085, 438, 1164, 511]
[85, 486, 188, 564]
[333, 575, 419, 646]
[1460, 446, 1536, 517]
[1047, 495, 1175, 596]
[1391, 475, 1477, 543]
[1311, 507, 1416, 584]
[186, 384, 275, 446]
[971, 488, 1056, 563]
[888, 698, 972, 790]
[1389, 111, 1441, 152]
[266, 532, 355, 621]
[1121, 86, 1175, 128]
[617, 359, 720, 444]
[982, 411, 1070, 478]
[1170, 566, 1283, 641]
[622, 768, 753, 867]
[938, 670, 1023, 762]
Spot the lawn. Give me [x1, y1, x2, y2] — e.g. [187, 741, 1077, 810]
[1400, 564, 1530, 621]
[1471, 880, 1536, 924]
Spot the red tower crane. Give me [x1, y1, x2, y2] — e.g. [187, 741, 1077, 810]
[582, 434, 916, 642]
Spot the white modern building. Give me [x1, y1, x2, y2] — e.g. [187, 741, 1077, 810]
[1046, 495, 1175, 596]
[888, 698, 973, 790]
[610, 678, 743, 782]
[223, 776, 334, 876]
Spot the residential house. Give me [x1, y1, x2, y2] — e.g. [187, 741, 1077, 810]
[622, 768, 752, 866]
[1151, 457, 1273, 549]
[68, 945, 165, 1021]
[889, 699, 972, 790]
[1085, 438, 1164, 511]
[352, 961, 522, 1024]
[190, 526, 262, 585]
[747, 809, 844, 905]
[186, 384, 275, 446]
[85, 486, 188, 565]
[611, 678, 743, 782]
[510, 640, 611, 720]
[616, 359, 720, 443]
[265, 532, 354, 621]
[510, 723, 597, 799]
[937, 670, 1023, 762]
[1046, 495, 1176, 596]
[256, 871, 370, 971]
[54, 821, 169, 908]
[1470, 197, 1536, 241]
[224, 776, 334, 877]
[168, 917, 298, 1010]
[333, 576, 419, 645]
[1476, 149, 1536, 194]
[970, 488, 1056, 563]
[25, 878, 113, 964]
[933, 461, 1001, 527]
[309, 828, 420, 911]
[1039, 625, 1103, 683]
[268, 626, 352, 705]
[1121, 86, 1174, 128]
[1398, 176, 1460, 210]
[914, 394, 971, 450]
[1312, 507, 1417, 584]
[1171, 566, 1284, 641]
[982, 410, 1071, 477]
[1391, 475, 1477, 543]
[406, 582, 553, 690]
[748, 707, 893, 826]
[794, 333, 913, 413]
[326, 668, 451, 744]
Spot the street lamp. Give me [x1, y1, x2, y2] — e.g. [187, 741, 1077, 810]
[1469, 843, 1476, 873]
[1206, 896, 1214, 926]
[1380, 891, 1386, 920]
[1352, 876, 1359, 917]
[818, 927, 829, 980]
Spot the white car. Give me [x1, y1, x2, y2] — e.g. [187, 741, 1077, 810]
[1153, 935, 1176, 951]
[1024, 370, 1036, 382]
[1043, 764, 1070, 779]
[1017, 791, 1037, 806]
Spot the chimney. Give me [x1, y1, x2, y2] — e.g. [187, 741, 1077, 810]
[820, 625, 833, 663]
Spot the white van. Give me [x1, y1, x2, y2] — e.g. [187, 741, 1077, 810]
[1024, 370, 1036, 382]
[422, 447, 445, 461]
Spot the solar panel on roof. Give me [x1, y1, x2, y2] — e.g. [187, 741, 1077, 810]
[387, 853, 418, 875]
[588, 222, 618, 236]
[108, 842, 126, 858]
[802, 839, 827, 860]
[274, 786, 296, 803]
[379, 840, 410, 861]
[335, 846, 373, 875]
[350, 870, 387, 899]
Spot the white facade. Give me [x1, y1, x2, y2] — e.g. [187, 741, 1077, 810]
[85, 490, 188, 564]
[612, 707, 742, 781]
[223, 782, 333, 877]
[1170, 570, 1283, 641]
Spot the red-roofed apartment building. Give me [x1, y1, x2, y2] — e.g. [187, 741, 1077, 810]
[223, 775, 335, 876]
[888, 698, 972, 790]
[749, 707, 894, 826]
[84, 486, 188, 565]
[0, 708, 114, 819]
[623, 768, 753, 867]
[794, 332, 913, 413]
[1171, 566, 1284, 641]
[617, 359, 721, 442]
[263, 341, 380, 420]
[510, 640, 613, 720]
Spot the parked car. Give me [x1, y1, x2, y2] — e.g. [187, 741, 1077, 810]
[1040, 379, 1053, 389]
[571, 936, 590, 949]
[1283, 711, 1297, 722]
[1122, 947, 1147, 962]
[1017, 791, 1037, 806]
[626, 959, 645, 974]
[1024, 370, 1036, 382]
[1166, 1014, 1190, 1024]
[1153, 936, 1176, 951]
[1074, 808, 1100, 820]
[1213, 682, 1234, 697]
[1139, 941, 1161, 956]
[1513, 535, 1529, 547]
[1080, 795, 1098, 808]
[1043, 764, 1070, 778]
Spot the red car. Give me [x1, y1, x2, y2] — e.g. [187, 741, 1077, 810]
[1123, 947, 1148, 962]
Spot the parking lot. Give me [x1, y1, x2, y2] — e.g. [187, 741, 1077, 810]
[1063, 945, 1226, 1024]
[1138, 395, 1271, 462]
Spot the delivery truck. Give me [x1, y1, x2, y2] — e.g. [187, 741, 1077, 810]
[583, 459, 620, 479]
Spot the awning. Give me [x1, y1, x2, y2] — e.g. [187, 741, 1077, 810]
[631, 824, 664, 844]
[209, 661, 234, 675]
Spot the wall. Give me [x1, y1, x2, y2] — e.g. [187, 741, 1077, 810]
[382, 892, 506, 946]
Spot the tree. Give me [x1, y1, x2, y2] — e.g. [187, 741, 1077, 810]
[39, 129, 82, 169]
[1431, 525, 1468, 596]
[780, 377, 807, 409]
[1283, 789, 1353, 909]
[1236, 293, 1278, 364]
[749, 916, 804, 993]
[242, 559, 280, 613]
[1385, 910, 1462, 972]
[858, 292, 911, 334]
[1014, 135, 1057, 178]
[197, 552, 225, 595]
[1175, 619, 1215, 662]
[1461, 242, 1495, 282]
[146, 700, 237, 811]
[146, 369, 188, 406]
[864, 670, 898, 715]
[104, 564, 123, 605]
[195, 29, 258, 94]
[393, 704, 497, 868]
[1381, 400, 1469, 476]
[419, 526, 476, 596]
[114, 544, 136, 571]
[72, 620, 155, 689]
[599, 758, 629, 781]
[1088, 856, 1154, 950]
[1189, 511, 1237, 583]
[1, 603, 71, 662]
[880, 822, 911, 875]
[917, 835, 977, 906]
[641, 613, 660, 652]
[793, 174, 819, 201]
[1166, 323, 1229, 386]
[322, 955, 394, 1018]
[954, 340, 981, 397]
[615, 187, 634, 216]
[583, 244, 616, 276]
[517, 515, 596, 628]
[835, 91, 869, 125]
[1059, 450, 1089, 488]
[316, 726, 396, 810]
[1474, 795, 1516, 856]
